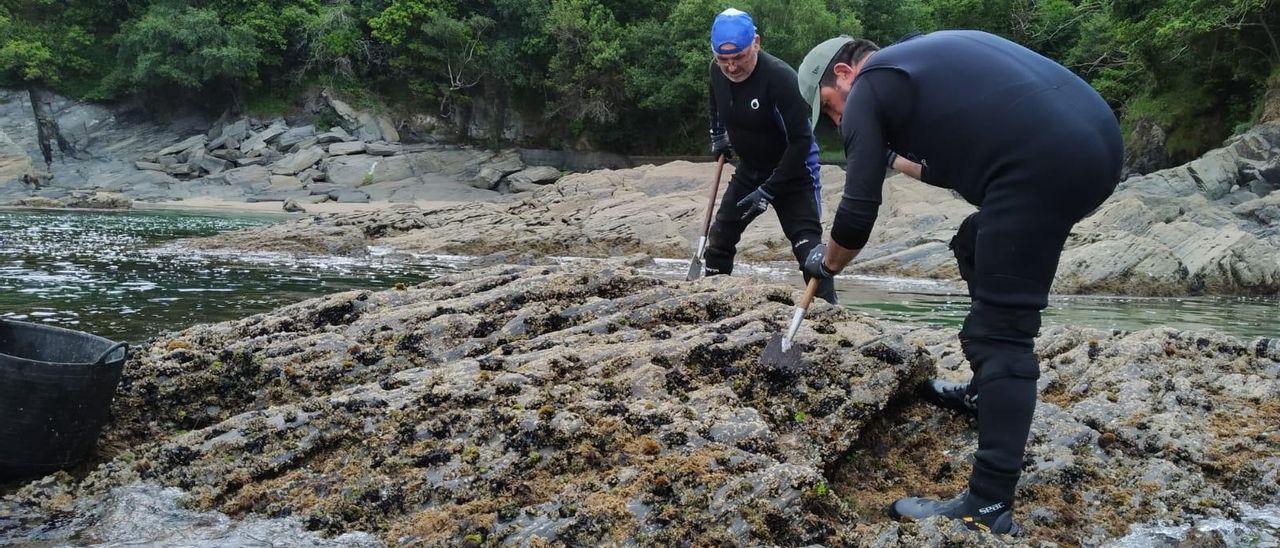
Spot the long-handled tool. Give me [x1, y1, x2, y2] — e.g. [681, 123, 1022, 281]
[759, 277, 821, 369]
[686, 154, 728, 281]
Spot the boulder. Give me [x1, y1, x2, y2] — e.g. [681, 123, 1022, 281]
[187, 148, 206, 170]
[288, 137, 319, 154]
[376, 116, 400, 143]
[164, 163, 193, 176]
[135, 161, 166, 172]
[198, 155, 231, 176]
[470, 150, 524, 189]
[325, 154, 414, 187]
[356, 112, 383, 142]
[327, 142, 366, 156]
[210, 148, 240, 160]
[483, 150, 525, 174]
[156, 134, 207, 157]
[1233, 193, 1280, 224]
[276, 125, 316, 149]
[326, 95, 360, 126]
[316, 127, 354, 144]
[219, 119, 249, 143]
[270, 146, 325, 175]
[364, 142, 400, 156]
[507, 166, 562, 186]
[283, 198, 306, 213]
[507, 178, 543, 193]
[470, 166, 505, 190]
[239, 123, 287, 154]
[222, 165, 272, 192]
[298, 168, 321, 183]
[406, 148, 498, 176]
[1245, 157, 1279, 196]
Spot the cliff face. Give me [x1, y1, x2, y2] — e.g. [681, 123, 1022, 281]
[2, 263, 1277, 545]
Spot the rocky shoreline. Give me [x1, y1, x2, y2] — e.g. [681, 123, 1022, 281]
[4, 88, 1279, 296]
[185, 124, 1280, 297]
[0, 90, 563, 212]
[2, 262, 1278, 546]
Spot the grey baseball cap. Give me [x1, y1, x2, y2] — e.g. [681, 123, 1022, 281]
[797, 36, 854, 129]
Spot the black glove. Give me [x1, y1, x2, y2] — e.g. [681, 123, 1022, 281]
[803, 243, 838, 279]
[735, 185, 773, 220]
[710, 129, 733, 160]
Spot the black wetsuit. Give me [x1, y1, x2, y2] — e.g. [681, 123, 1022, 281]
[833, 31, 1122, 505]
[706, 51, 836, 304]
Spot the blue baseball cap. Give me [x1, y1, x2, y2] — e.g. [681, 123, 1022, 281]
[711, 8, 756, 54]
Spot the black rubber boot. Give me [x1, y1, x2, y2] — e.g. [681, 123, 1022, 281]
[889, 490, 1021, 535]
[919, 379, 977, 415]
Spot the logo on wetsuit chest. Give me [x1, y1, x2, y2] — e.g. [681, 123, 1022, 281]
[750, 98, 759, 110]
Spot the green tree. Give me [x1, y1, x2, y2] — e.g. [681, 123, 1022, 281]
[1102, 0, 1279, 158]
[296, 0, 385, 83]
[370, 0, 494, 116]
[542, 0, 626, 138]
[0, 0, 105, 165]
[105, 3, 265, 109]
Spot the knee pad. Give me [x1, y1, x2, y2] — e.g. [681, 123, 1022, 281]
[960, 301, 1042, 387]
[963, 339, 1040, 387]
[960, 301, 1041, 344]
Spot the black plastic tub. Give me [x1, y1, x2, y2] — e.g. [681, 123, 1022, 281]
[0, 319, 128, 482]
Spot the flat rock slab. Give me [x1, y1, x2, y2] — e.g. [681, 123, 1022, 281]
[327, 142, 365, 156]
[3, 264, 1275, 546]
[270, 146, 325, 176]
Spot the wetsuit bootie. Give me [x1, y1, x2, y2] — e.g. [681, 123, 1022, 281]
[889, 489, 1021, 535]
[919, 379, 978, 415]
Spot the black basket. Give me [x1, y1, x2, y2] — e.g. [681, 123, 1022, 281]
[0, 319, 128, 482]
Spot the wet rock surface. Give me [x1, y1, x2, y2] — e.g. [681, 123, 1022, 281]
[2, 264, 1277, 546]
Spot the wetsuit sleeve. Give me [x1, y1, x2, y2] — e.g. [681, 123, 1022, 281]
[761, 64, 816, 194]
[708, 62, 725, 136]
[831, 69, 910, 249]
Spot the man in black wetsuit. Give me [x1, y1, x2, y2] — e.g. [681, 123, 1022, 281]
[704, 8, 836, 304]
[796, 31, 1122, 533]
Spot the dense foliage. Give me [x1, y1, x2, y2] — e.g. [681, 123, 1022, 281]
[1, 0, 1276, 159]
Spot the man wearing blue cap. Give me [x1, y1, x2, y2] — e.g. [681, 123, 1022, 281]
[704, 8, 835, 304]
[795, 32, 1123, 534]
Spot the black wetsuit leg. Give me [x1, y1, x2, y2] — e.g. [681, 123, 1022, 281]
[956, 155, 1119, 505]
[704, 167, 763, 277]
[770, 180, 836, 304]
